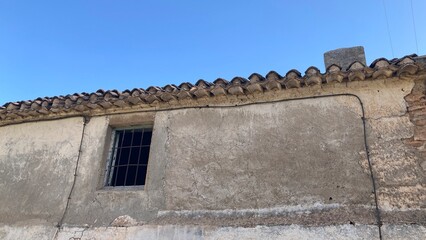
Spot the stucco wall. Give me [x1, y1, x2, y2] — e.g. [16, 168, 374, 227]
[0, 78, 425, 239]
[0, 117, 84, 224]
[161, 97, 372, 210]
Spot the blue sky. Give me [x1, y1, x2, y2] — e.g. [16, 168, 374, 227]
[1, 0, 425, 104]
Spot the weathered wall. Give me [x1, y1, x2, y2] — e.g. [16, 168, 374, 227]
[58, 95, 377, 228]
[161, 97, 371, 210]
[61, 114, 166, 226]
[0, 78, 425, 239]
[2, 224, 426, 240]
[0, 117, 84, 224]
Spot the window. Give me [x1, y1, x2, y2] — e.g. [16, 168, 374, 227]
[105, 126, 153, 187]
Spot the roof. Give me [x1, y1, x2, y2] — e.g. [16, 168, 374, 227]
[1, 55, 425, 126]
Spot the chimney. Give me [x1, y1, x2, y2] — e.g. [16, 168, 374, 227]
[324, 46, 366, 70]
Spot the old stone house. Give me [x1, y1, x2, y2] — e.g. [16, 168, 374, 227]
[0, 48, 425, 239]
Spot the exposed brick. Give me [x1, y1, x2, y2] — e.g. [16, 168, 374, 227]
[415, 119, 426, 126]
[404, 139, 424, 148]
[406, 79, 426, 144]
[405, 93, 425, 103]
[408, 105, 426, 112]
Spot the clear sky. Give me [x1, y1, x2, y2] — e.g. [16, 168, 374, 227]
[1, 0, 425, 104]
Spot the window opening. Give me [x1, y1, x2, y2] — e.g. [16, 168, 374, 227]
[105, 127, 152, 187]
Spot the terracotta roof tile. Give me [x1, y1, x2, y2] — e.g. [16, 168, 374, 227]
[1, 55, 425, 125]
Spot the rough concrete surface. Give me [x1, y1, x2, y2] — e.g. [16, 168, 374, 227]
[62, 115, 166, 226]
[0, 224, 57, 240]
[382, 224, 426, 240]
[2, 224, 425, 240]
[0, 117, 84, 224]
[56, 224, 380, 240]
[162, 97, 373, 211]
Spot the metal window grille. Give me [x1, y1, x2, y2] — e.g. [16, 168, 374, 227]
[105, 127, 152, 187]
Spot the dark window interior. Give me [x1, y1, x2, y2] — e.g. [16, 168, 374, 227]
[106, 127, 152, 187]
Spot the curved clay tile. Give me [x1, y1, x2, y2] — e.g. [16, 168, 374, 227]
[370, 58, 390, 69]
[96, 89, 106, 94]
[248, 73, 265, 83]
[263, 79, 282, 91]
[284, 69, 303, 88]
[109, 89, 121, 96]
[325, 64, 345, 83]
[142, 95, 158, 104]
[113, 99, 128, 108]
[104, 92, 119, 102]
[348, 71, 365, 82]
[303, 67, 321, 87]
[76, 96, 86, 104]
[30, 101, 41, 111]
[130, 88, 143, 97]
[5, 112, 19, 119]
[51, 97, 64, 107]
[230, 77, 248, 85]
[97, 92, 116, 108]
[175, 83, 194, 99]
[347, 61, 365, 71]
[266, 71, 282, 82]
[372, 69, 394, 79]
[129, 88, 140, 94]
[396, 56, 415, 66]
[213, 78, 229, 86]
[347, 61, 366, 81]
[50, 98, 64, 112]
[163, 84, 178, 93]
[6, 102, 20, 111]
[1, 54, 425, 124]
[73, 97, 87, 111]
[371, 59, 395, 79]
[86, 97, 101, 109]
[159, 85, 179, 102]
[122, 89, 132, 95]
[263, 80, 282, 91]
[195, 79, 212, 88]
[397, 63, 418, 77]
[210, 78, 228, 96]
[119, 91, 130, 100]
[159, 92, 177, 102]
[18, 101, 32, 115]
[264, 71, 284, 90]
[246, 74, 264, 93]
[126, 89, 143, 105]
[176, 91, 193, 100]
[64, 98, 75, 109]
[146, 86, 162, 95]
[246, 83, 263, 93]
[36, 100, 50, 114]
[191, 87, 211, 98]
[0, 107, 6, 120]
[326, 64, 342, 73]
[64, 94, 78, 102]
[134, 89, 149, 103]
[178, 82, 194, 91]
[228, 77, 247, 95]
[74, 103, 88, 112]
[127, 97, 142, 105]
[89, 93, 101, 103]
[19, 101, 31, 110]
